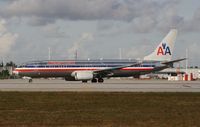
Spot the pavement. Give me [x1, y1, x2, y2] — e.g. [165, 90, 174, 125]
[0, 79, 200, 92]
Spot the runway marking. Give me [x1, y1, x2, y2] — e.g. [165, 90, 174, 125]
[182, 84, 192, 88]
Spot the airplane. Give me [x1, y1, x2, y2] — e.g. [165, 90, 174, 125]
[13, 29, 185, 83]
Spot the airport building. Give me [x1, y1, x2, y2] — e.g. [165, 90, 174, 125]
[159, 68, 200, 80]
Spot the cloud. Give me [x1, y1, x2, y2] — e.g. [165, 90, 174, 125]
[97, 20, 115, 31]
[0, 0, 182, 28]
[42, 24, 67, 38]
[1, 0, 118, 25]
[1, 0, 198, 33]
[125, 43, 152, 59]
[0, 20, 7, 33]
[0, 19, 18, 57]
[180, 8, 200, 32]
[67, 32, 94, 58]
[131, 16, 157, 33]
[27, 16, 55, 26]
[178, 42, 200, 65]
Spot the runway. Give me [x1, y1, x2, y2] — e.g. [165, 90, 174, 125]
[0, 79, 200, 92]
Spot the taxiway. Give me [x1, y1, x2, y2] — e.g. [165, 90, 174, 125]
[0, 79, 200, 92]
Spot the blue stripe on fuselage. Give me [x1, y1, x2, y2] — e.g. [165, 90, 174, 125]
[18, 60, 160, 68]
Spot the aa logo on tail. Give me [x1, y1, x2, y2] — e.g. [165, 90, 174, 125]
[157, 43, 171, 55]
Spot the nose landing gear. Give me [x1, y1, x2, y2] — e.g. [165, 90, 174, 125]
[28, 79, 33, 83]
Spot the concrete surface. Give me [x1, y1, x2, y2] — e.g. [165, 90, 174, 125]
[0, 79, 200, 92]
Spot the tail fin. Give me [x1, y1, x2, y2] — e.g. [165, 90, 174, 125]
[144, 29, 177, 61]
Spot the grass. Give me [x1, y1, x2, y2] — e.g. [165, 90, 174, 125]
[0, 92, 200, 127]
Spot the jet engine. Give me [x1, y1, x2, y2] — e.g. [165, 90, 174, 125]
[71, 71, 94, 80]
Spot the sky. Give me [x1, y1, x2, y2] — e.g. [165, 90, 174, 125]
[0, 0, 200, 66]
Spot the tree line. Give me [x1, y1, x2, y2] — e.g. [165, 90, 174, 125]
[0, 61, 17, 67]
[0, 61, 17, 79]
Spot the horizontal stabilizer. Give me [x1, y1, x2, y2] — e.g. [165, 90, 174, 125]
[162, 58, 186, 65]
[161, 58, 186, 68]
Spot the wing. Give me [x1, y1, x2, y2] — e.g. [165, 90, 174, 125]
[93, 62, 143, 77]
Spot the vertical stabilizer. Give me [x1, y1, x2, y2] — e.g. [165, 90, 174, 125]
[144, 29, 177, 61]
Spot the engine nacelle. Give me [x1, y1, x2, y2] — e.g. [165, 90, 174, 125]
[71, 71, 94, 80]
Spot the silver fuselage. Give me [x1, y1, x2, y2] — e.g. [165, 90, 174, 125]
[14, 59, 167, 79]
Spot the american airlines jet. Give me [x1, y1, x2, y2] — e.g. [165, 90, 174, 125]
[13, 29, 185, 83]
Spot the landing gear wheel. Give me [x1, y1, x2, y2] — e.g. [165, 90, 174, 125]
[82, 80, 88, 83]
[28, 79, 33, 83]
[91, 78, 97, 83]
[98, 78, 104, 83]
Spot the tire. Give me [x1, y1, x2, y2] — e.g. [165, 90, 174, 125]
[91, 78, 97, 83]
[82, 80, 88, 83]
[98, 78, 104, 83]
[29, 79, 33, 83]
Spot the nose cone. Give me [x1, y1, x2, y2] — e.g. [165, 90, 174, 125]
[13, 69, 19, 75]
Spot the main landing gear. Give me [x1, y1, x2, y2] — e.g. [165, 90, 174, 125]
[81, 78, 104, 83]
[98, 78, 104, 83]
[82, 80, 88, 83]
[91, 78, 104, 83]
[91, 78, 97, 83]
